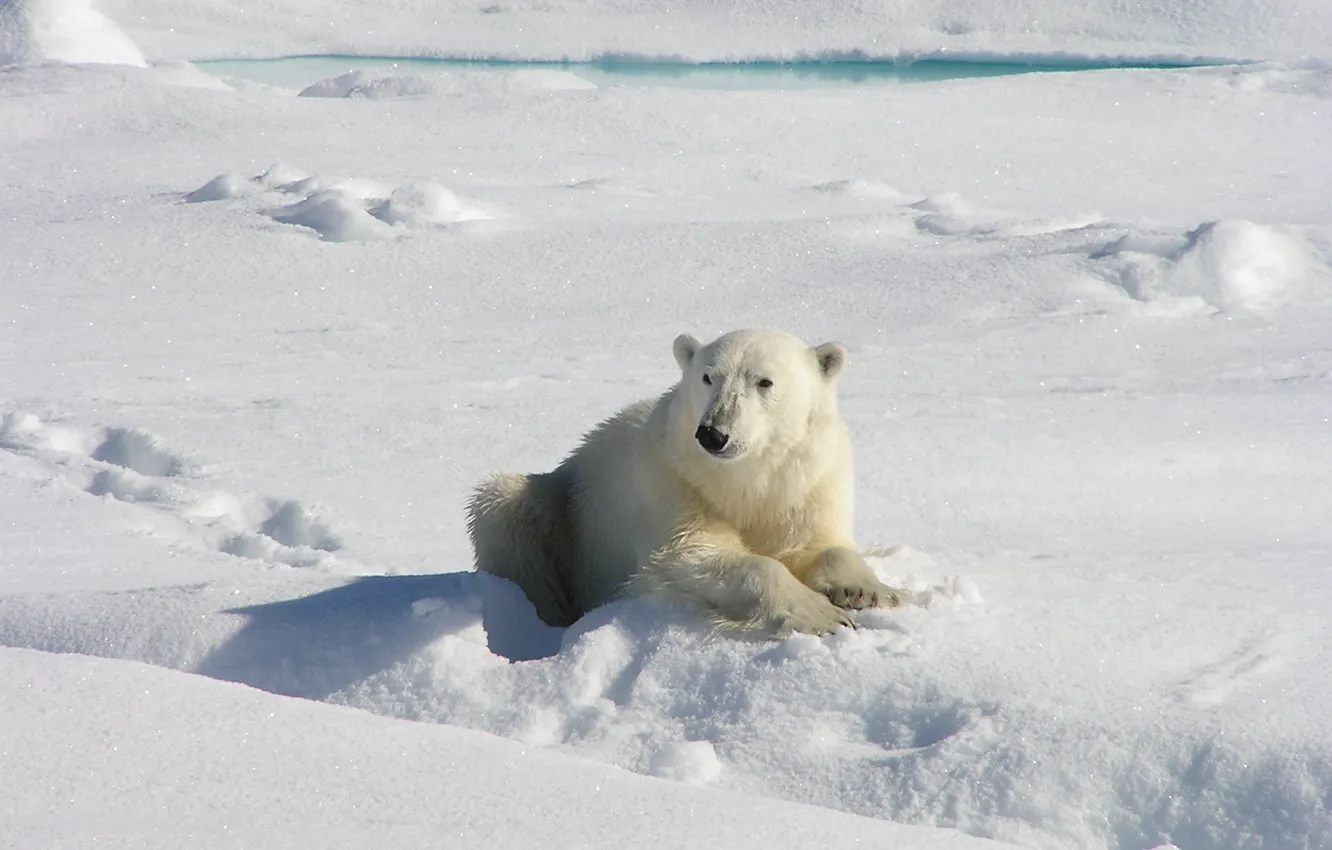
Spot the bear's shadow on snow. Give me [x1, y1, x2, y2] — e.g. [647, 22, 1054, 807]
[193, 571, 564, 700]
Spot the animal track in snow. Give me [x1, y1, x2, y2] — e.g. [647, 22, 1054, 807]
[808, 176, 1319, 315]
[1184, 631, 1294, 706]
[183, 164, 494, 243]
[562, 176, 660, 197]
[259, 499, 340, 550]
[862, 700, 982, 757]
[0, 410, 344, 569]
[91, 427, 183, 477]
[86, 468, 166, 504]
[221, 499, 342, 566]
[806, 178, 1104, 243]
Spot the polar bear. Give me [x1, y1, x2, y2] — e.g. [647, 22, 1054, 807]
[466, 328, 900, 636]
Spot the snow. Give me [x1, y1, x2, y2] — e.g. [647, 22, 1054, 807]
[2, 3, 1332, 850]
[0, 0, 145, 65]
[1088, 219, 1315, 315]
[182, 165, 493, 241]
[2, 648, 1019, 850]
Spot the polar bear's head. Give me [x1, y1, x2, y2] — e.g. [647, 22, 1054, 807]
[672, 328, 847, 463]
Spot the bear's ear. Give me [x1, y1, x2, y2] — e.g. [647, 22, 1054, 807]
[673, 333, 701, 371]
[814, 341, 847, 381]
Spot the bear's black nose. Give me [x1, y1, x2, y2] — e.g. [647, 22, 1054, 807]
[695, 424, 730, 455]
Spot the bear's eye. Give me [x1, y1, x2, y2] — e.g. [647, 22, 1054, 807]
[757, 378, 774, 389]
[702, 374, 712, 385]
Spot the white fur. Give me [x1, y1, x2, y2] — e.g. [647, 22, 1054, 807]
[467, 328, 899, 636]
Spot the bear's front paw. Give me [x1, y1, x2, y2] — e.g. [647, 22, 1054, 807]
[824, 582, 901, 610]
[806, 547, 902, 611]
[773, 590, 855, 636]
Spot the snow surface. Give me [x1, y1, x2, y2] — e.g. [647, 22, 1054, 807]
[2, 3, 1332, 850]
[1, 648, 1021, 850]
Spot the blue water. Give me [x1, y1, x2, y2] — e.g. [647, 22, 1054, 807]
[196, 54, 1216, 91]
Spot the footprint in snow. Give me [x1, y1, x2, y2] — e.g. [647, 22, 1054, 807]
[221, 499, 342, 565]
[91, 427, 184, 477]
[2, 410, 346, 569]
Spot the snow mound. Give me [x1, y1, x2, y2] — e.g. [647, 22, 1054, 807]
[368, 183, 490, 228]
[271, 189, 402, 242]
[182, 171, 250, 202]
[182, 163, 311, 202]
[183, 166, 493, 242]
[0, 648, 1020, 850]
[296, 68, 596, 99]
[1178, 220, 1311, 310]
[271, 182, 491, 241]
[0, 0, 145, 67]
[1089, 219, 1313, 312]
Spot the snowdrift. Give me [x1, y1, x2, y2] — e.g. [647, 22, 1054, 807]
[1, 647, 1023, 849]
[2, 557, 1328, 850]
[0, 0, 145, 66]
